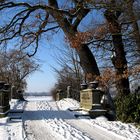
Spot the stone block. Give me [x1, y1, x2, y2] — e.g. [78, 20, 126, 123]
[80, 89, 103, 110]
[89, 109, 107, 118]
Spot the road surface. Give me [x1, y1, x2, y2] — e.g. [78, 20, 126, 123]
[22, 97, 127, 140]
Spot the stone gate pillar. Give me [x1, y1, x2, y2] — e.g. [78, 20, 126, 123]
[0, 81, 10, 117]
[80, 81, 107, 118]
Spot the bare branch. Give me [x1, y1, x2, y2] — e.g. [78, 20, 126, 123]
[73, 8, 90, 29]
[40, 25, 60, 33]
[27, 35, 39, 57]
[0, 2, 32, 10]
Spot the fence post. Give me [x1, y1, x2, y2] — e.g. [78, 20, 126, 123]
[17, 90, 25, 101]
[11, 86, 17, 99]
[67, 86, 71, 98]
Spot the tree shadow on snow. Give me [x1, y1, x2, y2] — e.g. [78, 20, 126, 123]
[22, 109, 87, 121]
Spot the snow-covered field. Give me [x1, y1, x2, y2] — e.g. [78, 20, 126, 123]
[0, 96, 140, 140]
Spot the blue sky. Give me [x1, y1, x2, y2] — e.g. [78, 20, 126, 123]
[25, 10, 104, 93]
[26, 30, 65, 92]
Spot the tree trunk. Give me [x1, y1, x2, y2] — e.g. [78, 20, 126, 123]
[76, 44, 100, 82]
[48, 0, 100, 83]
[65, 33, 100, 82]
[112, 34, 130, 95]
[132, 22, 140, 54]
[127, 1, 140, 54]
[105, 10, 130, 96]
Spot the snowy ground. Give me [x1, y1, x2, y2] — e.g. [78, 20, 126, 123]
[0, 96, 140, 140]
[0, 99, 25, 140]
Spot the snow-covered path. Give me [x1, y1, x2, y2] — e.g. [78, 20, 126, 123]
[23, 101, 60, 140]
[0, 96, 140, 140]
[23, 99, 93, 140]
[23, 97, 130, 140]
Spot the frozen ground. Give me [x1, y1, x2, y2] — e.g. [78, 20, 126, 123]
[0, 96, 140, 140]
[0, 99, 25, 140]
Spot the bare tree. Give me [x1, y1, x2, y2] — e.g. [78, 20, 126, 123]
[53, 45, 83, 82]
[0, 0, 100, 82]
[0, 49, 39, 91]
[51, 45, 83, 100]
[76, 0, 131, 95]
[104, 10, 130, 95]
[79, 0, 140, 95]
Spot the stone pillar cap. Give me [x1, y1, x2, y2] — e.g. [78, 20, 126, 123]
[80, 83, 88, 90]
[0, 81, 6, 90]
[57, 89, 63, 92]
[90, 80, 99, 84]
[89, 81, 99, 89]
[3, 84, 11, 90]
[81, 83, 88, 85]
[0, 81, 5, 84]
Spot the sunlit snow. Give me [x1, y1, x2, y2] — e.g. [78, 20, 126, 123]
[0, 96, 140, 140]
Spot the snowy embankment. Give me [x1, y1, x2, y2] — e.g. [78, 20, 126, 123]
[57, 98, 140, 140]
[0, 96, 140, 140]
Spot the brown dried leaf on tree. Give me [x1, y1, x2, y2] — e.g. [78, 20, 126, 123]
[66, 24, 108, 48]
[96, 68, 116, 89]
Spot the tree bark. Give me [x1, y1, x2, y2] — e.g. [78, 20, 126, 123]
[127, 1, 140, 54]
[65, 32, 100, 82]
[76, 44, 100, 82]
[112, 34, 130, 95]
[132, 22, 140, 53]
[105, 10, 130, 96]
